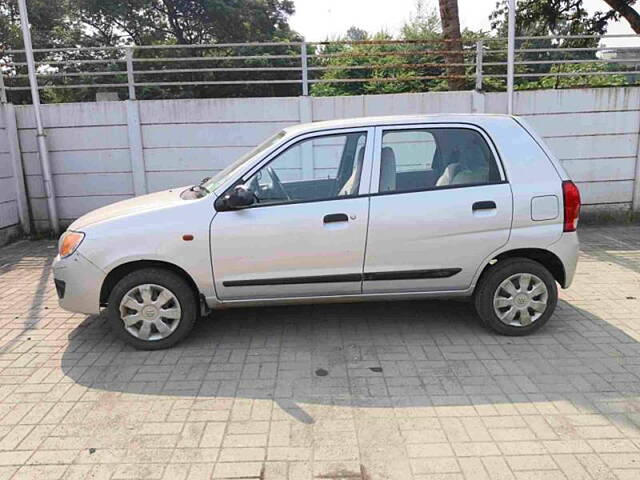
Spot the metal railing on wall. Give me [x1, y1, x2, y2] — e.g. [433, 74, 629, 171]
[2, 34, 640, 103]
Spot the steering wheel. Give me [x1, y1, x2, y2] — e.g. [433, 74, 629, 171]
[247, 166, 290, 203]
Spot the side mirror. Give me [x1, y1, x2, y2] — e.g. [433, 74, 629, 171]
[221, 185, 255, 210]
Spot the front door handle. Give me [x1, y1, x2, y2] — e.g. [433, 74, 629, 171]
[324, 213, 349, 224]
[472, 201, 497, 211]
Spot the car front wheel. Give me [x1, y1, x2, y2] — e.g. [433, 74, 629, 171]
[106, 268, 198, 350]
[474, 258, 558, 336]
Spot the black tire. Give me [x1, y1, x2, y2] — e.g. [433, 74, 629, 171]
[106, 268, 198, 350]
[474, 258, 558, 336]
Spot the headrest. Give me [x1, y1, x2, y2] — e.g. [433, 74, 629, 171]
[381, 146, 396, 163]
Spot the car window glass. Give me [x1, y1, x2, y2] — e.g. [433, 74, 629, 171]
[243, 131, 367, 205]
[379, 128, 500, 194]
[383, 130, 436, 173]
[204, 130, 286, 193]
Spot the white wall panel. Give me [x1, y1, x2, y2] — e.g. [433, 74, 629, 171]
[0, 117, 19, 230]
[312, 96, 366, 121]
[577, 180, 634, 205]
[524, 111, 639, 137]
[139, 97, 300, 124]
[16, 102, 127, 128]
[144, 147, 250, 171]
[0, 202, 18, 229]
[514, 87, 640, 114]
[544, 134, 637, 160]
[561, 158, 636, 182]
[26, 173, 134, 198]
[141, 122, 293, 148]
[18, 126, 130, 153]
[0, 153, 13, 178]
[146, 171, 218, 193]
[30, 195, 133, 221]
[0, 177, 17, 204]
[22, 149, 132, 176]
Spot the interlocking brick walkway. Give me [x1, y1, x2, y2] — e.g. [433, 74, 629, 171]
[0, 225, 639, 479]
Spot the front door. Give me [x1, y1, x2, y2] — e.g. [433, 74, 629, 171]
[363, 124, 513, 294]
[211, 128, 373, 301]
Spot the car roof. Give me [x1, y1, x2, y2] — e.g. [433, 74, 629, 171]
[282, 114, 517, 136]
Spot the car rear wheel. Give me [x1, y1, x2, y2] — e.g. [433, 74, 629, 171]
[106, 268, 197, 350]
[474, 258, 558, 336]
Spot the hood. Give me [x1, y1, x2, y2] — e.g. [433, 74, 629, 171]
[69, 187, 191, 231]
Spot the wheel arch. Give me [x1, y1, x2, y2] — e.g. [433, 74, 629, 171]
[475, 248, 567, 291]
[100, 260, 200, 306]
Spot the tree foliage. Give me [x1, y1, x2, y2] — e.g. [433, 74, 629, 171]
[1, 0, 297, 48]
[0, 0, 300, 103]
[487, 0, 636, 92]
[310, 2, 473, 96]
[72, 0, 296, 45]
[489, 0, 616, 37]
[438, 0, 465, 90]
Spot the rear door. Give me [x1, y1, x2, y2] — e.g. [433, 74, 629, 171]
[363, 124, 513, 294]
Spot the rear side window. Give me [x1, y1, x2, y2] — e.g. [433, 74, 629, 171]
[379, 128, 502, 193]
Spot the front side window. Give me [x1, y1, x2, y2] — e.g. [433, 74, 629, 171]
[242, 132, 367, 206]
[379, 128, 501, 194]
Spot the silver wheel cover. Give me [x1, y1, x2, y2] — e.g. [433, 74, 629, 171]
[119, 283, 182, 341]
[493, 273, 549, 327]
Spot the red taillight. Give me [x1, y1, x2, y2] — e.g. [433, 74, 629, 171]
[562, 180, 581, 232]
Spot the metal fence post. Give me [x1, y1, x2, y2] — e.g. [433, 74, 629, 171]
[126, 47, 136, 100]
[475, 40, 483, 91]
[507, 0, 516, 114]
[301, 42, 309, 96]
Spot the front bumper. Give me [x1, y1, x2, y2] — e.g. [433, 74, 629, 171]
[53, 252, 106, 315]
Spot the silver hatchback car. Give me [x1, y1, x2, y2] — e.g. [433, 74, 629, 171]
[53, 114, 580, 350]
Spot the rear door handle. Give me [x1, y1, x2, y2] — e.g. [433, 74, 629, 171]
[324, 213, 349, 224]
[472, 201, 497, 211]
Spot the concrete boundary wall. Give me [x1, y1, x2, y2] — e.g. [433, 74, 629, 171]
[0, 103, 28, 243]
[1, 87, 639, 232]
[0, 108, 17, 230]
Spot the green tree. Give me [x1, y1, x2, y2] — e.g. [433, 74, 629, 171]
[1, 0, 300, 103]
[601, 0, 640, 34]
[72, 0, 297, 45]
[438, 0, 465, 90]
[488, 0, 634, 91]
[0, 0, 85, 50]
[310, 2, 462, 96]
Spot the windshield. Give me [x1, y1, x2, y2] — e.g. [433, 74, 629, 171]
[202, 130, 287, 194]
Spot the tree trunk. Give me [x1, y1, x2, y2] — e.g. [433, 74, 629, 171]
[602, 0, 640, 33]
[438, 0, 466, 90]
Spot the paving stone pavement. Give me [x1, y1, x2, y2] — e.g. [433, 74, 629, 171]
[0, 225, 639, 479]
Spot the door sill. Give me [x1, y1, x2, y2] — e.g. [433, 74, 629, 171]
[207, 289, 472, 309]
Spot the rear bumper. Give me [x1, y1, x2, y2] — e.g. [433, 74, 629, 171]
[53, 252, 106, 315]
[547, 231, 579, 288]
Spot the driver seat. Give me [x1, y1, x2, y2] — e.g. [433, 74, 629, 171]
[338, 147, 366, 196]
[379, 147, 397, 192]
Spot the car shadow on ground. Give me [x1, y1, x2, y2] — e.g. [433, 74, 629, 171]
[60, 298, 640, 430]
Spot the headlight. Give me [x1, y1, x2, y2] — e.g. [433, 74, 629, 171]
[59, 231, 85, 258]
